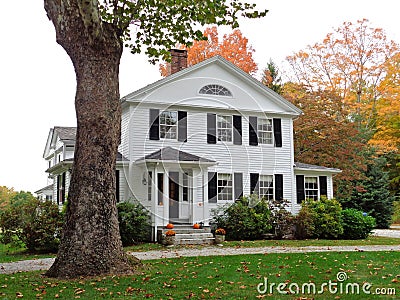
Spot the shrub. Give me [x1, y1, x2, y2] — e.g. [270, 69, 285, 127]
[117, 202, 151, 246]
[340, 209, 376, 239]
[212, 194, 271, 241]
[0, 197, 63, 252]
[268, 198, 295, 239]
[296, 197, 343, 239]
[294, 204, 315, 239]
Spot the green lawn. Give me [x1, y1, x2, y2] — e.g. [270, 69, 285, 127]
[0, 251, 399, 299]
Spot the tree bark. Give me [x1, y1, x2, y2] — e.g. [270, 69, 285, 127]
[44, 0, 139, 278]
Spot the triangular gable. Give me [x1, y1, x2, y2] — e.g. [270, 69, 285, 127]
[122, 56, 302, 117]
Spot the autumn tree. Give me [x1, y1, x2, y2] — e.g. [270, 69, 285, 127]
[43, 0, 266, 278]
[159, 26, 258, 76]
[283, 82, 367, 198]
[0, 186, 15, 209]
[261, 59, 282, 94]
[369, 52, 400, 153]
[286, 19, 398, 133]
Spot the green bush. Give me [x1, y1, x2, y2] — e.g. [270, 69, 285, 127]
[0, 197, 63, 252]
[117, 202, 151, 246]
[294, 204, 315, 239]
[340, 209, 376, 239]
[296, 197, 343, 239]
[212, 195, 271, 240]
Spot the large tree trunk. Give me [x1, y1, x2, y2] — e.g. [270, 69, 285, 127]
[44, 0, 139, 278]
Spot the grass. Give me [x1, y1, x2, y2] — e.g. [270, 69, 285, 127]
[0, 243, 56, 263]
[0, 251, 399, 299]
[1, 236, 399, 263]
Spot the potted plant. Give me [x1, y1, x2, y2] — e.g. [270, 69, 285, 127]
[214, 228, 226, 244]
[164, 230, 176, 246]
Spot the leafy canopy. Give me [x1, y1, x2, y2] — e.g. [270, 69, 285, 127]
[159, 26, 258, 75]
[98, 0, 267, 62]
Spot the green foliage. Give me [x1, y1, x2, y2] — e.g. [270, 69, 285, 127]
[392, 201, 400, 224]
[117, 202, 151, 246]
[212, 195, 271, 240]
[262, 59, 283, 94]
[340, 209, 376, 239]
[294, 204, 316, 239]
[0, 196, 63, 253]
[98, 1, 267, 63]
[342, 155, 396, 228]
[296, 197, 343, 239]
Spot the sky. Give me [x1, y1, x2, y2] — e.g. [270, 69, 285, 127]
[1, 1, 399, 193]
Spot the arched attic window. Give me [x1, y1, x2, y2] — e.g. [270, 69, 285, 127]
[199, 84, 232, 97]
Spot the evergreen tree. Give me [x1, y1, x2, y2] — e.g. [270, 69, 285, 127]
[342, 155, 395, 228]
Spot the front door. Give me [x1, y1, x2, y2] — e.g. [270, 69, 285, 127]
[169, 172, 179, 219]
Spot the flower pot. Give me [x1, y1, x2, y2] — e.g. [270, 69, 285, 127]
[164, 235, 176, 246]
[215, 234, 225, 244]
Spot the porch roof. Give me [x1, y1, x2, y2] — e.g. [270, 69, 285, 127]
[294, 162, 341, 173]
[135, 147, 216, 166]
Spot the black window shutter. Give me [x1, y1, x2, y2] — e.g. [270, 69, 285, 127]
[249, 116, 258, 146]
[250, 173, 259, 195]
[115, 170, 120, 203]
[296, 175, 305, 204]
[207, 113, 217, 144]
[149, 109, 160, 140]
[208, 172, 217, 203]
[319, 176, 328, 198]
[178, 111, 187, 142]
[273, 118, 282, 147]
[275, 174, 283, 201]
[56, 175, 60, 205]
[234, 173, 243, 200]
[233, 115, 242, 145]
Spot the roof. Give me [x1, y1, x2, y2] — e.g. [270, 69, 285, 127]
[294, 162, 341, 173]
[53, 127, 76, 141]
[34, 184, 53, 194]
[121, 55, 303, 116]
[136, 147, 216, 164]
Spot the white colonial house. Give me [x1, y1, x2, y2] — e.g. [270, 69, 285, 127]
[39, 50, 340, 241]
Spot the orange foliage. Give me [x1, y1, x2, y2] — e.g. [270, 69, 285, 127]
[283, 83, 367, 187]
[370, 52, 400, 153]
[159, 26, 257, 76]
[286, 19, 399, 131]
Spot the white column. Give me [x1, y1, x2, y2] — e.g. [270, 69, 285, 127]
[163, 169, 169, 225]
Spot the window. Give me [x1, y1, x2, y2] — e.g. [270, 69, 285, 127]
[182, 170, 192, 202]
[305, 177, 318, 200]
[159, 111, 177, 139]
[217, 173, 233, 201]
[258, 118, 273, 144]
[199, 84, 232, 96]
[148, 171, 152, 201]
[259, 175, 274, 200]
[217, 115, 232, 142]
[157, 173, 164, 205]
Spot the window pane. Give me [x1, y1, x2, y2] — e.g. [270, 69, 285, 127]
[305, 177, 318, 200]
[259, 175, 273, 200]
[159, 111, 177, 139]
[217, 173, 232, 201]
[258, 118, 273, 144]
[217, 115, 232, 142]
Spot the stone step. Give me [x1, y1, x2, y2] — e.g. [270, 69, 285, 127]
[175, 233, 214, 239]
[177, 237, 215, 245]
